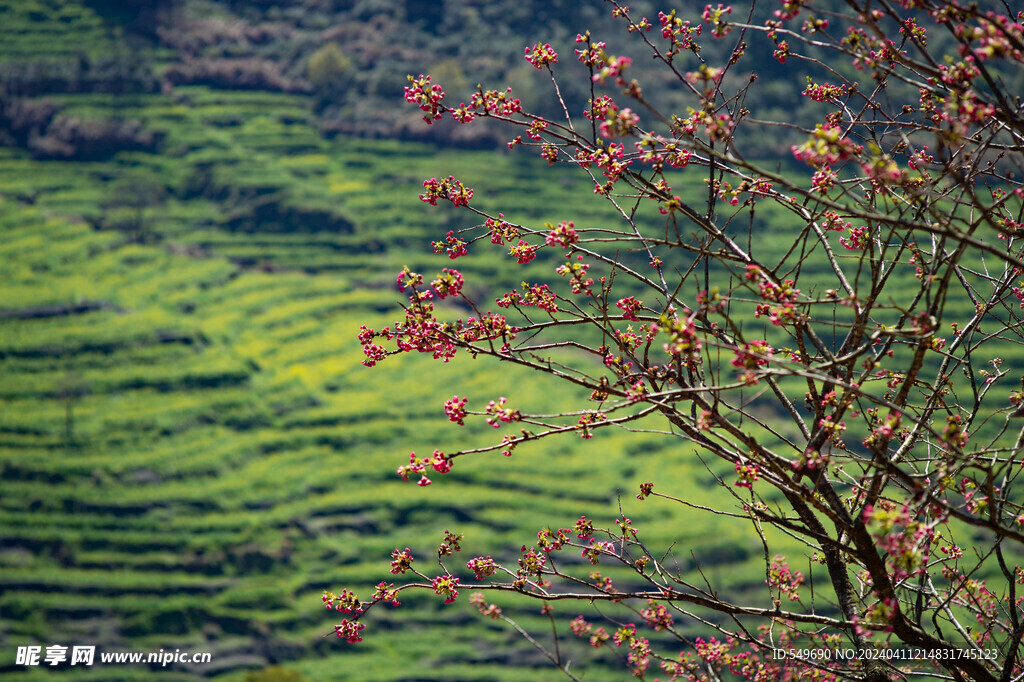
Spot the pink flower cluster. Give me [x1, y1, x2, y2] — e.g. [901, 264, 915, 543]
[372, 582, 400, 607]
[581, 539, 614, 564]
[636, 137, 692, 171]
[556, 256, 594, 294]
[364, 269, 461, 364]
[485, 396, 520, 427]
[803, 80, 848, 102]
[396, 450, 451, 486]
[577, 142, 629, 186]
[485, 213, 519, 245]
[517, 545, 547, 580]
[576, 410, 607, 439]
[731, 340, 773, 384]
[599, 107, 640, 138]
[443, 395, 467, 425]
[431, 268, 464, 298]
[404, 74, 445, 123]
[323, 588, 362, 614]
[466, 556, 497, 580]
[810, 167, 838, 194]
[864, 503, 936, 583]
[470, 87, 522, 116]
[438, 529, 462, 556]
[861, 408, 902, 452]
[574, 515, 594, 539]
[537, 527, 571, 552]
[520, 282, 559, 312]
[821, 211, 850, 232]
[773, 40, 791, 63]
[419, 176, 474, 207]
[641, 600, 673, 630]
[525, 118, 548, 140]
[592, 54, 633, 85]
[570, 615, 611, 648]
[496, 282, 560, 313]
[507, 240, 537, 264]
[545, 220, 579, 248]
[431, 574, 460, 603]
[658, 10, 702, 55]
[734, 461, 759, 488]
[612, 624, 652, 677]
[616, 296, 644, 320]
[574, 32, 607, 67]
[659, 314, 702, 368]
[839, 225, 871, 251]
[430, 229, 466, 259]
[524, 42, 558, 69]
[954, 12, 1024, 63]
[747, 265, 802, 327]
[585, 95, 617, 121]
[396, 266, 423, 291]
[469, 592, 502, 619]
[358, 324, 389, 367]
[791, 123, 862, 166]
[702, 4, 733, 37]
[389, 547, 414, 574]
[774, 0, 807, 21]
[334, 619, 366, 643]
[767, 554, 805, 601]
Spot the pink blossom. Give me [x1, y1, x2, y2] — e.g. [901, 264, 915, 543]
[431, 268, 464, 298]
[431, 574, 460, 603]
[508, 240, 537, 264]
[734, 461, 759, 488]
[544, 220, 578, 248]
[466, 556, 497, 580]
[616, 296, 644, 320]
[419, 176, 473, 207]
[334, 618, 366, 643]
[404, 74, 445, 123]
[525, 43, 558, 69]
[702, 4, 733, 37]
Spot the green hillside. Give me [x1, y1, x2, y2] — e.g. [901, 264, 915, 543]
[0, 3, 791, 680]
[0, 193, 776, 680]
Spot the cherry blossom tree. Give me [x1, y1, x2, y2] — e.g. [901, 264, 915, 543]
[327, 1, 1024, 679]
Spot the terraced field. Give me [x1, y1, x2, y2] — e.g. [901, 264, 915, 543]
[0, 175, 783, 679]
[0, 21, 777, 674]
